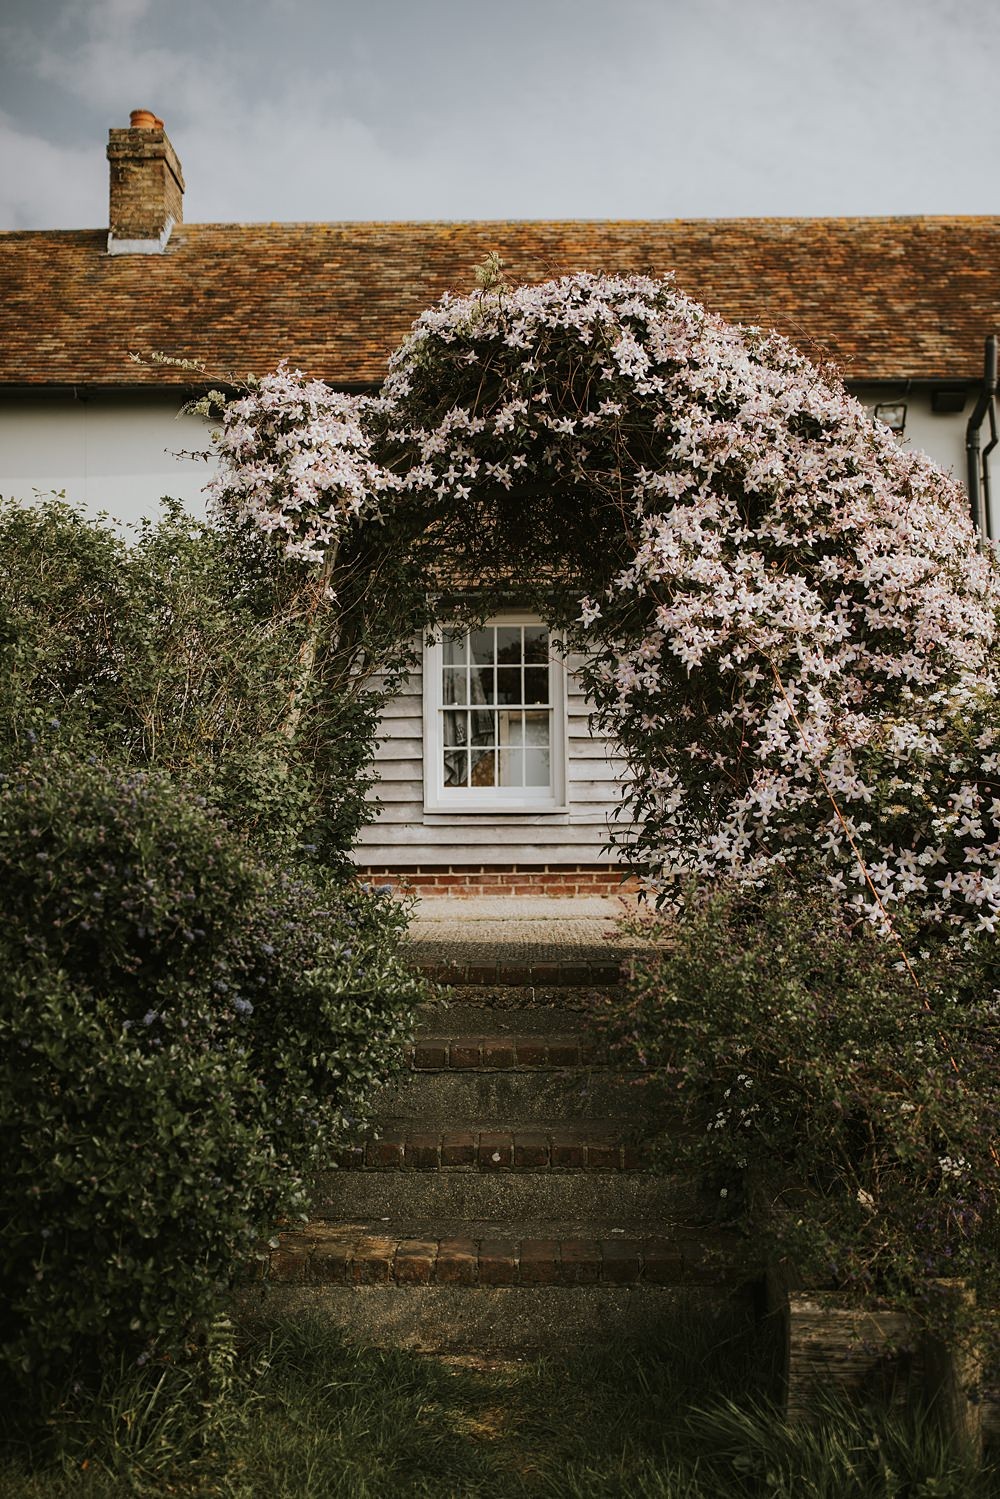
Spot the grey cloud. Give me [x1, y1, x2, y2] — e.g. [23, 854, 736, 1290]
[1, 0, 998, 228]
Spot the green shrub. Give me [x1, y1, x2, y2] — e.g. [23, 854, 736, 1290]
[0, 751, 422, 1389]
[602, 883, 1000, 1336]
[0, 495, 401, 864]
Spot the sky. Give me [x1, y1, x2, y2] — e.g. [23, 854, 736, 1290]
[0, 0, 998, 230]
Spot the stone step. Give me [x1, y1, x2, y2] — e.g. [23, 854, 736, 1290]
[415, 1002, 597, 1036]
[250, 1283, 749, 1354]
[310, 1166, 701, 1226]
[376, 1066, 650, 1123]
[406, 1035, 604, 1070]
[332, 1123, 648, 1171]
[426, 985, 612, 1012]
[268, 1222, 748, 1289]
[416, 957, 624, 988]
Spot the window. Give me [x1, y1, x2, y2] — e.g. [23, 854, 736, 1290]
[423, 615, 566, 812]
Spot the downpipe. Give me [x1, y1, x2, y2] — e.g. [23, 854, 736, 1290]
[966, 333, 998, 542]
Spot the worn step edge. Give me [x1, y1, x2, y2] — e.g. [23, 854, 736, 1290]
[267, 1224, 750, 1289]
[242, 1284, 748, 1354]
[331, 1126, 648, 1171]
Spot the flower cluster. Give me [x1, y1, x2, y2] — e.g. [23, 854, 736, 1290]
[207, 365, 395, 565]
[209, 271, 1000, 938]
[384, 273, 1000, 936]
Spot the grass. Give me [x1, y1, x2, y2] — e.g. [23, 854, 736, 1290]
[0, 1309, 997, 1498]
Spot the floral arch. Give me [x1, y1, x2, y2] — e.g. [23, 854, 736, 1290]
[207, 263, 1000, 942]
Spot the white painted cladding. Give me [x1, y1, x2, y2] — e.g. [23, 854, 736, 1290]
[354, 649, 631, 867]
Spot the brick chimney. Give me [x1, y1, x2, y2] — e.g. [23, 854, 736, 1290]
[106, 110, 184, 254]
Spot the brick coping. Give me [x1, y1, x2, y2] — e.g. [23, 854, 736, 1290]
[359, 865, 643, 901]
[333, 1128, 647, 1172]
[269, 1226, 747, 1288]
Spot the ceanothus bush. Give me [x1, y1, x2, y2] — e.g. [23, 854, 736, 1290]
[209, 268, 1000, 939]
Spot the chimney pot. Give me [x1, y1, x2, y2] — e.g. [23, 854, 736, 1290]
[108, 113, 185, 253]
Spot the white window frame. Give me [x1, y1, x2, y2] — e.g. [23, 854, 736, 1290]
[423, 612, 568, 814]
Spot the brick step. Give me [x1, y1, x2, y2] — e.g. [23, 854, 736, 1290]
[376, 1067, 650, 1123]
[311, 1166, 701, 1227]
[256, 945, 704, 1355]
[406, 1035, 604, 1070]
[268, 1221, 748, 1289]
[332, 1124, 648, 1171]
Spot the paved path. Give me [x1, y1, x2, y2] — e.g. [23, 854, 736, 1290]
[408, 896, 642, 965]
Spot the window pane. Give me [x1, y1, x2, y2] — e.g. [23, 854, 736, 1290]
[443, 666, 467, 705]
[469, 665, 495, 705]
[496, 626, 522, 665]
[470, 629, 494, 665]
[443, 708, 468, 786]
[524, 748, 550, 787]
[471, 748, 497, 786]
[523, 666, 548, 705]
[499, 709, 523, 747]
[443, 710, 468, 746]
[524, 710, 549, 747]
[443, 630, 467, 667]
[444, 747, 469, 786]
[523, 627, 549, 664]
[498, 748, 524, 787]
[470, 708, 496, 747]
[496, 665, 521, 705]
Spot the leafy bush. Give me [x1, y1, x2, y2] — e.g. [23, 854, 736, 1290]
[0, 495, 403, 864]
[601, 882, 1000, 1335]
[0, 751, 422, 1388]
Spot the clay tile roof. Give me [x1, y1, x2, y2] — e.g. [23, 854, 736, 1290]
[0, 216, 997, 389]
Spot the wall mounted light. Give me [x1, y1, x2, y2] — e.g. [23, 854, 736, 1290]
[874, 403, 907, 435]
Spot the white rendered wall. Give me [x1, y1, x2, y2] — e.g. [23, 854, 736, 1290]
[897, 395, 968, 486]
[852, 387, 992, 531]
[0, 390, 985, 531]
[0, 397, 210, 528]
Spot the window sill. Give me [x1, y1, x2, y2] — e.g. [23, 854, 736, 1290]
[422, 804, 569, 821]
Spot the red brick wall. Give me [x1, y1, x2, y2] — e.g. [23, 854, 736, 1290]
[361, 864, 640, 898]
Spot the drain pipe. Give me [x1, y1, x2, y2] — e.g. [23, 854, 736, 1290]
[966, 334, 998, 541]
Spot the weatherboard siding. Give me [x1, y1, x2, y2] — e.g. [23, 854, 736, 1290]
[353, 651, 631, 868]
